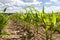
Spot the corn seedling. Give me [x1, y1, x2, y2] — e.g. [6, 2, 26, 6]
[0, 14, 8, 35]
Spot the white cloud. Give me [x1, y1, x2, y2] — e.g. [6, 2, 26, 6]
[45, 6, 60, 13]
[0, 0, 42, 8]
[11, 0, 41, 6]
[11, 0, 24, 5]
[23, 0, 37, 2]
[50, 0, 59, 2]
[6, 9, 20, 13]
[0, 0, 41, 6]
[0, 2, 4, 6]
[0, 0, 11, 3]
[0, 0, 42, 13]
[8, 6, 21, 10]
[45, 2, 52, 4]
[2, 0, 24, 6]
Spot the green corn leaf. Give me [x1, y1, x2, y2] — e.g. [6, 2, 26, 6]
[42, 5, 44, 14]
[3, 7, 7, 12]
[51, 12, 56, 24]
[46, 26, 50, 31]
[43, 16, 49, 23]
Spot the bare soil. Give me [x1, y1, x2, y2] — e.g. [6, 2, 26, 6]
[0, 19, 60, 40]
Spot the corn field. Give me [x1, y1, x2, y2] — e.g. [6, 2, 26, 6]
[0, 6, 60, 40]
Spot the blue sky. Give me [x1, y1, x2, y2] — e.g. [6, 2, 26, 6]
[0, 0, 60, 13]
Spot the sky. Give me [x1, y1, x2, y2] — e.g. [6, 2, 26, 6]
[0, 0, 60, 13]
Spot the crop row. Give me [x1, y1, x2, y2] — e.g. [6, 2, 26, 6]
[0, 6, 60, 40]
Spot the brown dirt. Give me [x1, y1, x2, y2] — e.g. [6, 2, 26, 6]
[0, 19, 60, 40]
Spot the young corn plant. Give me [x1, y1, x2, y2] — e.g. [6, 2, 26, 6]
[0, 14, 8, 35]
[32, 7, 40, 34]
[43, 14, 50, 40]
[49, 12, 57, 40]
[41, 6, 50, 40]
[42, 11, 59, 40]
[30, 7, 41, 40]
[24, 8, 32, 30]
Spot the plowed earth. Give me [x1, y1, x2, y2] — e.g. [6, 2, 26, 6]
[0, 19, 60, 40]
